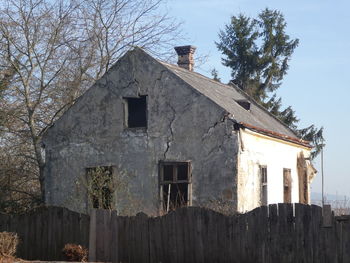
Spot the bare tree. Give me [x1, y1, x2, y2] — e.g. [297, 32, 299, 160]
[0, 0, 182, 211]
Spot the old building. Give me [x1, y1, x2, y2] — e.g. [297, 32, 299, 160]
[42, 46, 316, 215]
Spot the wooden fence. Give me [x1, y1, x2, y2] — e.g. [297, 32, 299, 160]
[0, 206, 89, 261]
[89, 204, 350, 263]
[1, 204, 350, 262]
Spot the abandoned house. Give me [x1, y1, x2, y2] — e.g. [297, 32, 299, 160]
[42, 46, 316, 215]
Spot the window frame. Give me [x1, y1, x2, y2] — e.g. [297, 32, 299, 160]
[283, 168, 292, 203]
[159, 161, 192, 212]
[123, 95, 148, 129]
[260, 165, 268, 206]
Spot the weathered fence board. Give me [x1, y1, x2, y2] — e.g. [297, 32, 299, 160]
[2, 204, 350, 262]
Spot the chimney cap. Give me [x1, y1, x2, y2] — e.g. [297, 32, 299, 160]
[174, 45, 196, 56]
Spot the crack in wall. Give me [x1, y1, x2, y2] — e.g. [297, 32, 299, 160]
[202, 112, 230, 141]
[155, 70, 168, 83]
[163, 102, 176, 160]
[206, 129, 233, 157]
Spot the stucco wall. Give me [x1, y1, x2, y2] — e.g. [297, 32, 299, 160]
[237, 128, 312, 213]
[42, 48, 239, 215]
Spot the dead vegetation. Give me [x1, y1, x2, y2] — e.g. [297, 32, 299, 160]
[0, 232, 19, 262]
[62, 243, 88, 262]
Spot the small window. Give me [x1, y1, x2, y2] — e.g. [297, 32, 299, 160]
[124, 96, 147, 128]
[235, 99, 251, 111]
[159, 162, 191, 212]
[283, 168, 292, 203]
[260, 165, 268, 206]
[86, 166, 115, 209]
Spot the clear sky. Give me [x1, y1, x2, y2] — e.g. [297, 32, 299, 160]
[165, 0, 350, 197]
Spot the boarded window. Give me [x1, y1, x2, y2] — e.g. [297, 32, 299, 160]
[159, 162, 191, 212]
[125, 96, 147, 128]
[86, 166, 115, 209]
[283, 168, 292, 203]
[260, 165, 268, 206]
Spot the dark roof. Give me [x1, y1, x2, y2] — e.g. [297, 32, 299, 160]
[159, 60, 310, 147]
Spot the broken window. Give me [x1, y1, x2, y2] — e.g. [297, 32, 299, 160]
[159, 162, 191, 212]
[283, 168, 292, 203]
[124, 96, 147, 128]
[86, 166, 115, 209]
[260, 165, 268, 206]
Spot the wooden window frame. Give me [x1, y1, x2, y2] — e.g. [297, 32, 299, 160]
[260, 165, 268, 206]
[123, 95, 148, 129]
[159, 161, 192, 212]
[283, 168, 292, 203]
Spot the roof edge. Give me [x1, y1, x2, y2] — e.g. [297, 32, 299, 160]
[239, 122, 312, 148]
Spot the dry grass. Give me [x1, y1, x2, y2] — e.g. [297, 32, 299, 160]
[62, 243, 88, 262]
[0, 232, 19, 261]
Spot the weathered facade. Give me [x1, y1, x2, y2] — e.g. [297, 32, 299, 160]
[42, 46, 316, 215]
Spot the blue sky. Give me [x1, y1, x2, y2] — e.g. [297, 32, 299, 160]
[165, 0, 350, 197]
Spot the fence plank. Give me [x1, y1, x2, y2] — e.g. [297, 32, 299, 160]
[194, 207, 204, 263]
[338, 216, 350, 263]
[88, 209, 97, 262]
[268, 204, 278, 263]
[110, 210, 118, 263]
[311, 205, 322, 263]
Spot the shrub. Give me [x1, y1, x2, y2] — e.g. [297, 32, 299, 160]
[62, 243, 88, 262]
[0, 232, 19, 259]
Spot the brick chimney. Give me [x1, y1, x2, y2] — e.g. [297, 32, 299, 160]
[174, 45, 196, 71]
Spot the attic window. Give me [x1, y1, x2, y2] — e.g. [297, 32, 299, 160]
[235, 99, 251, 111]
[124, 96, 147, 128]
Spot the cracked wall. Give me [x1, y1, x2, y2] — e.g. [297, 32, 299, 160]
[43, 49, 239, 215]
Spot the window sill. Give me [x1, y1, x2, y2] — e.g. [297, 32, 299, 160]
[123, 127, 148, 134]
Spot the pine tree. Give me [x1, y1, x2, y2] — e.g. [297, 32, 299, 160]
[216, 8, 324, 158]
[211, 68, 221, 82]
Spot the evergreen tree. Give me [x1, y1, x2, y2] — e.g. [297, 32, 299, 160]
[216, 8, 324, 158]
[211, 68, 221, 82]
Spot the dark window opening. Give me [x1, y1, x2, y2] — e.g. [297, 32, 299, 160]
[159, 162, 191, 212]
[86, 166, 115, 209]
[260, 165, 268, 206]
[162, 183, 188, 211]
[177, 164, 188, 181]
[125, 96, 147, 128]
[283, 168, 292, 203]
[235, 99, 251, 111]
[163, 165, 174, 181]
